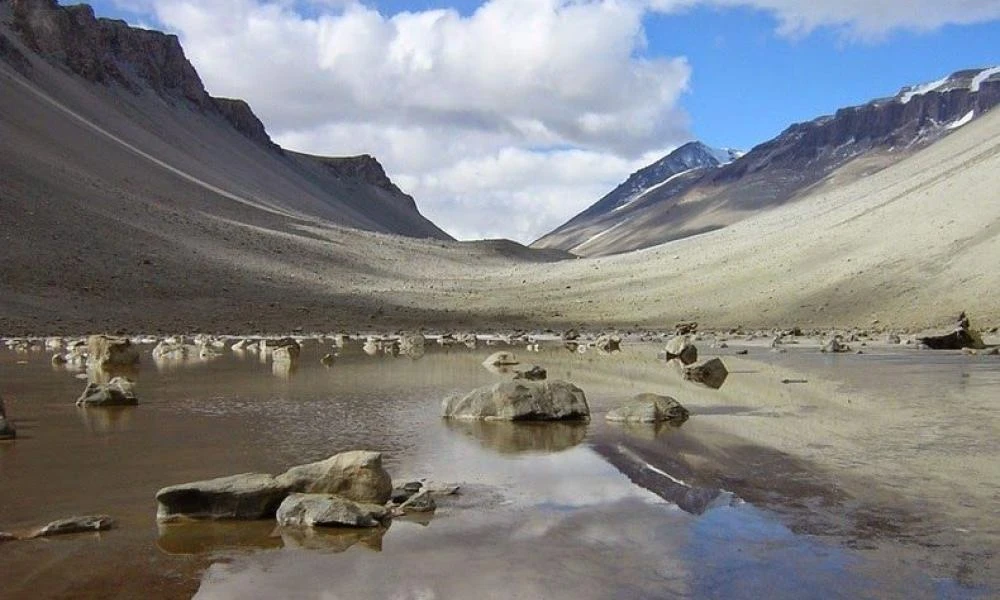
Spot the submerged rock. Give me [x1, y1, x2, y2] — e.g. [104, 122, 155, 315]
[76, 377, 138, 407]
[276, 493, 389, 528]
[275, 450, 392, 505]
[664, 336, 698, 365]
[0, 396, 15, 440]
[28, 515, 114, 538]
[442, 380, 590, 421]
[155, 473, 288, 522]
[607, 393, 689, 424]
[683, 358, 729, 390]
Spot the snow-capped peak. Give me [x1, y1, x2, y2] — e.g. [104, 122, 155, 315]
[897, 66, 1000, 104]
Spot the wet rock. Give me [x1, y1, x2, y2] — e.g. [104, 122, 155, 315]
[442, 380, 590, 421]
[260, 338, 301, 358]
[395, 489, 436, 513]
[155, 473, 289, 522]
[399, 333, 426, 357]
[919, 329, 983, 350]
[276, 493, 389, 528]
[275, 451, 392, 504]
[664, 336, 698, 365]
[821, 336, 851, 353]
[594, 334, 622, 353]
[483, 351, 518, 367]
[28, 515, 114, 538]
[675, 322, 698, 335]
[320, 353, 336, 366]
[0, 395, 15, 440]
[87, 335, 139, 369]
[514, 366, 547, 381]
[76, 377, 138, 406]
[0, 532, 16, 543]
[152, 341, 190, 360]
[51, 353, 68, 365]
[983, 347, 1000, 356]
[606, 393, 689, 424]
[271, 346, 299, 363]
[561, 329, 580, 341]
[735, 349, 749, 355]
[683, 358, 729, 390]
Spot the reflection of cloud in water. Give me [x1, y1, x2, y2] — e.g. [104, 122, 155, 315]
[442, 420, 587, 455]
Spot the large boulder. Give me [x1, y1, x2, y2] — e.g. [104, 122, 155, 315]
[821, 336, 851, 353]
[155, 473, 289, 522]
[271, 346, 299, 363]
[664, 336, 698, 365]
[260, 338, 301, 358]
[0, 396, 15, 440]
[919, 329, 983, 350]
[28, 515, 114, 538]
[275, 451, 392, 505]
[683, 358, 729, 390]
[276, 493, 389, 528]
[76, 377, 138, 406]
[442, 380, 590, 421]
[594, 334, 622, 353]
[87, 335, 140, 369]
[607, 394, 689, 424]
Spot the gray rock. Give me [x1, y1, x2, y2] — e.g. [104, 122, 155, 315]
[271, 346, 299, 363]
[396, 489, 436, 513]
[275, 450, 392, 505]
[664, 336, 698, 365]
[683, 358, 729, 390]
[442, 380, 590, 421]
[399, 333, 426, 357]
[483, 351, 518, 367]
[155, 473, 288, 522]
[514, 366, 547, 381]
[28, 515, 114, 538]
[606, 393, 689, 424]
[0, 396, 15, 440]
[594, 334, 621, 353]
[87, 335, 139, 369]
[76, 377, 138, 406]
[821, 336, 851, 353]
[152, 341, 190, 360]
[320, 353, 336, 366]
[276, 493, 389, 528]
[885, 333, 902, 345]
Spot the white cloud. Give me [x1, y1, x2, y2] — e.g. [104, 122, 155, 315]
[646, 0, 1000, 39]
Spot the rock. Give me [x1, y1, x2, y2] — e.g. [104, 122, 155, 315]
[276, 493, 389, 528]
[483, 351, 518, 367]
[919, 329, 983, 350]
[735, 349, 749, 355]
[51, 353, 68, 365]
[561, 329, 580, 341]
[155, 473, 289, 522]
[28, 515, 114, 538]
[675, 322, 698, 335]
[0, 396, 15, 440]
[261, 338, 301, 358]
[886, 333, 902, 345]
[0, 532, 16, 543]
[399, 333, 426, 354]
[606, 393, 689, 424]
[275, 450, 392, 505]
[821, 336, 851, 353]
[683, 358, 729, 390]
[664, 336, 698, 365]
[442, 380, 590, 421]
[76, 377, 138, 406]
[513, 366, 547, 381]
[320, 353, 336, 366]
[271, 346, 299, 363]
[152, 341, 189, 360]
[594, 334, 621, 353]
[87, 335, 139, 369]
[396, 489, 436, 513]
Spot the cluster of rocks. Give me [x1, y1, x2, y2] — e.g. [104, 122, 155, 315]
[155, 451, 445, 532]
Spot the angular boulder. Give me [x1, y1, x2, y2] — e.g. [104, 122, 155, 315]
[28, 515, 114, 538]
[275, 450, 392, 505]
[155, 473, 289, 522]
[919, 329, 983, 350]
[276, 493, 389, 528]
[595, 334, 622, 353]
[683, 358, 729, 390]
[606, 393, 689, 424]
[261, 338, 301, 358]
[442, 380, 590, 421]
[76, 377, 138, 407]
[87, 335, 140, 369]
[664, 336, 698, 365]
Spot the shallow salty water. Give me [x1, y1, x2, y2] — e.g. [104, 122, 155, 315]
[0, 340, 995, 599]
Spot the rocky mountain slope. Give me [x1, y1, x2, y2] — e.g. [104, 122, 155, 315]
[0, 0, 451, 240]
[533, 67, 1000, 256]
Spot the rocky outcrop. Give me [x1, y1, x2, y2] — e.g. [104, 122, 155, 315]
[28, 515, 113, 538]
[276, 493, 389, 528]
[76, 376, 138, 406]
[442, 380, 590, 421]
[919, 311, 985, 349]
[683, 358, 729, 390]
[275, 450, 393, 505]
[311, 155, 407, 196]
[606, 394, 689, 424]
[155, 473, 289, 522]
[211, 97, 279, 151]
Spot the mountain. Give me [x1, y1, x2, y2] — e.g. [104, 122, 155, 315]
[0, 0, 451, 240]
[533, 66, 1000, 256]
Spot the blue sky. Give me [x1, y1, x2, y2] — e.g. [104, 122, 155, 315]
[84, 1, 1000, 241]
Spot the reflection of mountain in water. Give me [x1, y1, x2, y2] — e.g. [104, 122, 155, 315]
[443, 420, 588, 455]
[592, 442, 740, 516]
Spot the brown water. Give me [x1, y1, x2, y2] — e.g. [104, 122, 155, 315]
[0, 340, 995, 599]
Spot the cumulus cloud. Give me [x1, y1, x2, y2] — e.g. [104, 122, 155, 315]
[115, 0, 1000, 241]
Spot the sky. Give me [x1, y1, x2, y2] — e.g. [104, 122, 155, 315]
[87, 0, 1000, 243]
